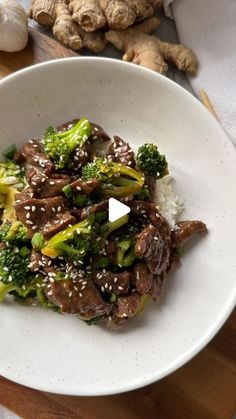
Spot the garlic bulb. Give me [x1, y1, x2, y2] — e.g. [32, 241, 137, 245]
[0, 0, 28, 52]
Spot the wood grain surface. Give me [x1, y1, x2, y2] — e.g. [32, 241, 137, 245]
[0, 25, 235, 419]
[0, 310, 235, 419]
[0, 28, 77, 79]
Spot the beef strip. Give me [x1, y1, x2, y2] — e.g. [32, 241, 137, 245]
[129, 201, 171, 237]
[69, 179, 101, 195]
[14, 139, 54, 176]
[132, 262, 166, 302]
[115, 293, 144, 318]
[172, 221, 207, 245]
[44, 278, 111, 319]
[14, 195, 75, 238]
[80, 200, 108, 219]
[70, 142, 91, 170]
[27, 168, 71, 198]
[132, 262, 154, 294]
[106, 136, 136, 167]
[90, 123, 111, 142]
[30, 250, 52, 273]
[144, 175, 156, 202]
[94, 271, 131, 296]
[150, 273, 166, 302]
[135, 224, 171, 275]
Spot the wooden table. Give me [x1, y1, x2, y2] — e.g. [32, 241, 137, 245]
[0, 310, 235, 419]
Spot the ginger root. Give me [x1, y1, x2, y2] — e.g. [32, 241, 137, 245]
[105, 17, 198, 74]
[28, 0, 105, 51]
[29, 0, 163, 39]
[68, 0, 106, 32]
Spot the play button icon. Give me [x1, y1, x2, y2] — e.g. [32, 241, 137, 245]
[108, 198, 130, 222]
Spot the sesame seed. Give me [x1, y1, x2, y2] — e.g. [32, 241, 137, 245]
[79, 293, 83, 297]
[81, 286, 86, 290]
[118, 286, 123, 291]
[3, 267, 9, 272]
[32, 226, 37, 230]
[109, 285, 112, 291]
[76, 186, 81, 191]
[52, 207, 56, 213]
[154, 236, 159, 241]
[41, 207, 46, 212]
[57, 206, 61, 212]
[41, 177, 46, 183]
[69, 291, 72, 297]
[104, 283, 108, 289]
[82, 281, 87, 285]
[26, 220, 33, 225]
[24, 206, 30, 210]
[32, 206, 36, 212]
[31, 181, 37, 186]
[101, 286, 105, 292]
[114, 277, 118, 283]
[47, 290, 53, 296]
[26, 212, 30, 219]
[49, 181, 55, 185]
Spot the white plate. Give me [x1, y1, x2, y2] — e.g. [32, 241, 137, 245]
[0, 58, 235, 396]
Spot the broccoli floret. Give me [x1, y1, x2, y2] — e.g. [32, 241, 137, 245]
[43, 118, 92, 169]
[0, 246, 33, 286]
[0, 221, 29, 244]
[82, 158, 144, 198]
[116, 237, 135, 267]
[0, 282, 16, 302]
[0, 160, 25, 194]
[0, 244, 36, 302]
[136, 143, 168, 179]
[41, 212, 129, 259]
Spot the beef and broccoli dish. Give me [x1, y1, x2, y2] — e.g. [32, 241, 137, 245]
[0, 117, 207, 329]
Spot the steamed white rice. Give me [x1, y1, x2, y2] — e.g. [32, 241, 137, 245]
[156, 175, 184, 227]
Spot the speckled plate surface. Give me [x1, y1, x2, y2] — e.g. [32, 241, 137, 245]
[0, 58, 235, 396]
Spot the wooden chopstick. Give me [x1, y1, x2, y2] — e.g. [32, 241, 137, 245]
[199, 89, 219, 121]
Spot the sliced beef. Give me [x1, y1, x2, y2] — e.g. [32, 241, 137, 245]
[69, 178, 101, 195]
[106, 136, 136, 167]
[27, 168, 71, 198]
[132, 262, 166, 302]
[94, 271, 131, 296]
[150, 273, 166, 302]
[172, 220, 207, 246]
[105, 240, 117, 255]
[90, 123, 111, 142]
[129, 201, 171, 238]
[30, 251, 51, 273]
[14, 139, 54, 176]
[81, 200, 108, 219]
[70, 142, 91, 170]
[44, 278, 111, 319]
[14, 195, 75, 238]
[132, 262, 154, 294]
[144, 175, 156, 202]
[135, 224, 171, 275]
[115, 293, 144, 318]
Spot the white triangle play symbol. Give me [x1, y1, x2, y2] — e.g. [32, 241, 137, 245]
[108, 198, 130, 222]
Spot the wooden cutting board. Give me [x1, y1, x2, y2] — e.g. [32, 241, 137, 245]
[0, 28, 77, 79]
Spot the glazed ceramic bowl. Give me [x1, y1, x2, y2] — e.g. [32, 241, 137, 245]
[0, 57, 236, 395]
